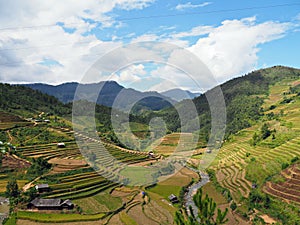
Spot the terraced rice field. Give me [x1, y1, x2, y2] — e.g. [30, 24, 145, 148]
[23, 129, 156, 201]
[17, 141, 82, 160]
[212, 80, 300, 202]
[264, 164, 300, 204]
[151, 133, 201, 157]
[74, 131, 154, 179]
[0, 111, 32, 130]
[1, 154, 31, 169]
[48, 158, 89, 174]
[41, 170, 118, 200]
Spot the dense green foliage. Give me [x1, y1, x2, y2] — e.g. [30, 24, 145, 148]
[0, 83, 71, 117]
[26, 157, 51, 179]
[5, 178, 20, 198]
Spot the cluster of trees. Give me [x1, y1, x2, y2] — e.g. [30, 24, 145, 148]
[0, 83, 71, 116]
[250, 123, 275, 146]
[27, 157, 51, 179]
[288, 84, 300, 95]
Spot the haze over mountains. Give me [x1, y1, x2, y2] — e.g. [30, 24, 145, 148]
[23, 81, 199, 112]
[160, 89, 200, 101]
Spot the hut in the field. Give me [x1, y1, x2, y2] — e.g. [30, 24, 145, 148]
[28, 198, 74, 210]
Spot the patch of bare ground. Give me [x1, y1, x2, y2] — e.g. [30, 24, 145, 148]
[216, 169, 226, 182]
[1, 154, 31, 169]
[217, 203, 240, 225]
[143, 199, 173, 224]
[48, 158, 89, 174]
[259, 214, 277, 224]
[128, 204, 159, 225]
[48, 158, 87, 166]
[107, 214, 124, 225]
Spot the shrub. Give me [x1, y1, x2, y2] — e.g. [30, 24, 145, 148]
[281, 162, 289, 170]
[291, 156, 299, 163]
[230, 201, 237, 211]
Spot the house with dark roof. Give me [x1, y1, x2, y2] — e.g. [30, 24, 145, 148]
[168, 194, 179, 204]
[57, 143, 66, 148]
[35, 184, 50, 193]
[28, 198, 74, 210]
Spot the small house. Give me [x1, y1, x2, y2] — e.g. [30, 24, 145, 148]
[35, 184, 50, 193]
[148, 151, 155, 158]
[57, 143, 66, 148]
[28, 198, 74, 210]
[168, 194, 179, 204]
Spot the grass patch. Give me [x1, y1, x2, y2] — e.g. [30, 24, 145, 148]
[191, 154, 202, 159]
[4, 213, 16, 225]
[120, 166, 156, 186]
[149, 184, 181, 199]
[73, 197, 108, 214]
[17, 211, 106, 223]
[0, 180, 28, 193]
[202, 182, 227, 205]
[93, 190, 122, 211]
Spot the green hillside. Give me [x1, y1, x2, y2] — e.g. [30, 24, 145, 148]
[0, 83, 72, 119]
[205, 70, 300, 224]
[158, 66, 300, 140]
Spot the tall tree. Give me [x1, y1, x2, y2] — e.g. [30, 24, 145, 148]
[175, 188, 228, 225]
[261, 123, 271, 140]
[5, 178, 20, 198]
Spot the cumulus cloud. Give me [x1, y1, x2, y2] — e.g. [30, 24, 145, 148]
[187, 17, 291, 83]
[0, 1, 296, 92]
[143, 17, 292, 91]
[0, 0, 154, 84]
[175, 2, 212, 11]
[117, 64, 147, 82]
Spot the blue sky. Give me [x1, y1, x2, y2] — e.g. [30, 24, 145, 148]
[0, 0, 299, 91]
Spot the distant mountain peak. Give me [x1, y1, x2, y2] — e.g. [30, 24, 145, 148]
[160, 88, 201, 101]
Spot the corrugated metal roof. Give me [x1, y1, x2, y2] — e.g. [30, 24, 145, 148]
[30, 198, 73, 207]
[30, 198, 61, 207]
[35, 184, 49, 189]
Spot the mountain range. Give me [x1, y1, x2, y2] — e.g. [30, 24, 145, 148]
[23, 81, 197, 112]
[6, 65, 300, 141]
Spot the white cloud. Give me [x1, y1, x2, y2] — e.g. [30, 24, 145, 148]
[175, 2, 212, 11]
[173, 25, 213, 38]
[0, 0, 155, 84]
[0, 1, 296, 93]
[187, 17, 291, 83]
[146, 16, 292, 91]
[118, 64, 147, 82]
